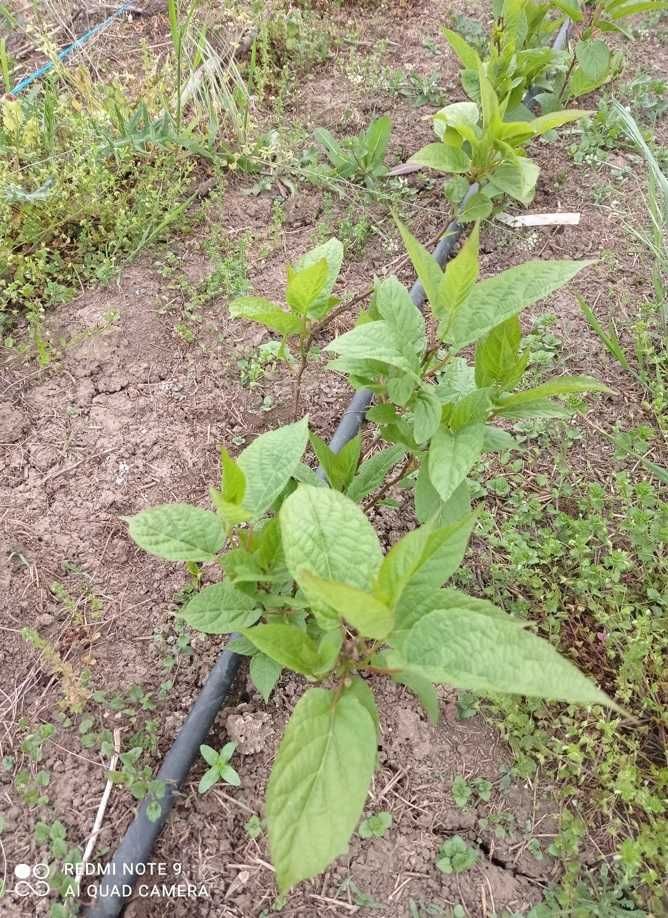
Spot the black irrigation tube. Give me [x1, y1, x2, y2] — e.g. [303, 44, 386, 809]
[88, 22, 572, 916]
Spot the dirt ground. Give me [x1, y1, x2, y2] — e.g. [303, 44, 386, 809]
[1, 1, 666, 916]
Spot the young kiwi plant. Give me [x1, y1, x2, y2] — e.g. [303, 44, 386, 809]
[125, 218, 620, 895]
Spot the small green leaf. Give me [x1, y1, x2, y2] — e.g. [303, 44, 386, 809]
[364, 114, 392, 167]
[198, 767, 219, 794]
[229, 296, 302, 336]
[413, 388, 442, 444]
[489, 157, 539, 206]
[437, 224, 479, 319]
[237, 418, 309, 518]
[181, 582, 261, 634]
[127, 504, 226, 562]
[495, 375, 611, 410]
[220, 448, 246, 504]
[393, 668, 440, 723]
[242, 623, 321, 677]
[297, 570, 393, 640]
[287, 258, 329, 313]
[452, 776, 472, 808]
[295, 239, 344, 318]
[309, 431, 361, 492]
[405, 608, 617, 707]
[429, 424, 485, 503]
[475, 316, 525, 388]
[457, 192, 493, 222]
[220, 764, 241, 787]
[395, 216, 443, 313]
[267, 686, 377, 893]
[347, 445, 406, 503]
[209, 487, 252, 528]
[494, 397, 572, 419]
[200, 744, 219, 767]
[409, 142, 471, 174]
[250, 653, 283, 703]
[315, 628, 343, 676]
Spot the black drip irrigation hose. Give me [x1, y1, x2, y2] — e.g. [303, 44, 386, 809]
[87, 22, 573, 913]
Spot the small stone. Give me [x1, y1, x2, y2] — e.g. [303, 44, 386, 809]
[225, 711, 273, 755]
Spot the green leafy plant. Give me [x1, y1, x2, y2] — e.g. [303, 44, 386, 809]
[229, 238, 344, 417]
[409, 74, 588, 216]
[436, 836, 478, 874]
[358, 810, 393, 838]
[445, 0, 566, 114]
[126, 211, 619, 895]
[198, 742, 241, 793]
[550, 0, 668, 102]
[314, 114, 392, 187]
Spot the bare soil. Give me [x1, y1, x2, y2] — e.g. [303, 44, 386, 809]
[1, 1, 666, 916]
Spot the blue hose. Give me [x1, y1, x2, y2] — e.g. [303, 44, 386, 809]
[10, 0, 133, 96]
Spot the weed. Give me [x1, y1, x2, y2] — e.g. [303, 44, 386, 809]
[358, 810, 392, 838]
[198, 742, 241, 793]
[436, 836, 478, 874]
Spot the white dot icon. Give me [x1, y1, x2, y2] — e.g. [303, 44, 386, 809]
[14, 864, 31, 880]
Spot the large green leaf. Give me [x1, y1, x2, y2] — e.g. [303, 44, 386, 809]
[298, 570, 393, 640]
[267, 686, 377, 892]
[242, 623, 320, 677]
[280, 486, 382, 591]
[405, 608, 616, 706]
[575, 39, 610, 82]
[237, 418, 309, 518]
[325, 321, 416, 373]
[429, 424, 485, 503]
[181, 582, 261, 633]
[409, 142, 471, 174]
[127, 504, 226, 562]
[229, 296, 301, 336]
[448, 261, 591, 349]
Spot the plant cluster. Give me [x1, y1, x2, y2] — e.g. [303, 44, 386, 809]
[0, 78, 193, 347]
[127, 217, 616, 892]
